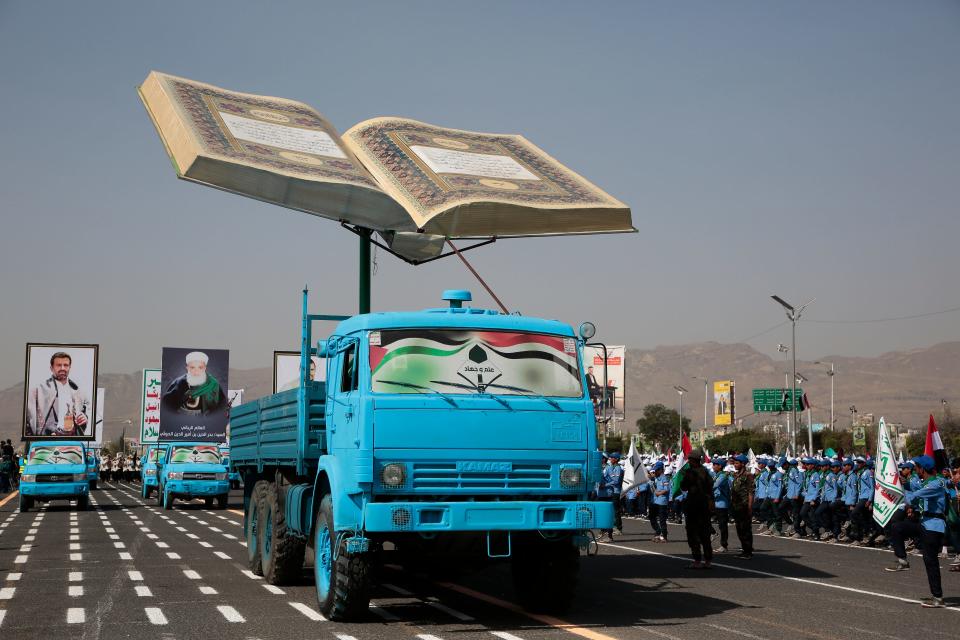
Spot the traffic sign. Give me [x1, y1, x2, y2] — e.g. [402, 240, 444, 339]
[753, 388, 804, 413]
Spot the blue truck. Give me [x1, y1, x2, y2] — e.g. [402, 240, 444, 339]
[219, 444, 242, 489]
[231, 289, 612, 620]
[141, 443, 169, 500]
[86, 450, 100, 490]
[19, 441, 91, 511]
[156, 442, 231, 509]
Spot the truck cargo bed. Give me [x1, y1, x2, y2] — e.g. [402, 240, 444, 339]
[229, 382, 326, 477]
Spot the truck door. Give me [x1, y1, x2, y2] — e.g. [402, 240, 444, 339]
[329, 338, 360, 443]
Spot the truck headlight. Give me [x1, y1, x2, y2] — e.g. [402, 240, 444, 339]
[380, 463, 406, 488]
[145, 469, 156, 476]
[168, 471, 183, 480]
[215, 472, 227, 481]
[73, 473, 88, 482]
[21, 474, 35, 483]
[560, 465, 583, 488]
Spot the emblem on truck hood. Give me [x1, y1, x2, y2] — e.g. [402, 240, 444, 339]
[456, 461, 513, 473]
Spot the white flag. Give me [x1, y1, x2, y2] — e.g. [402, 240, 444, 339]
[747, 448, 758, 473]
[621, 440, 649, 493]
[873, 417, 904, 528]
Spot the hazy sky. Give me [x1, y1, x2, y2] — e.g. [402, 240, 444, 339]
[1, 1, 958, 389]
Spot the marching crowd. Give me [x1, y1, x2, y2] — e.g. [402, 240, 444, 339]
[596, 448, 960, 609]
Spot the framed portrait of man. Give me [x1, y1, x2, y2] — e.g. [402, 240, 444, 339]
[22, 343, 99, 441]
[273, 351, 325, 393]
[160, 347, 230, 442]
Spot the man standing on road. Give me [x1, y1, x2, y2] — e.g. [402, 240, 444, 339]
[730, 454, 755, 559]
[680, 449, 714, 569]
[838, 458, 859, 542]
[650, 462, 670, 542]
[599, 452, 623, 541]
[754, 457, 770, 530]
[764, 458, 785, 535]
[711, 458, 731, 553]
[782, 459, 802, 536]
[850, 457, 875, 545]
[885, 455, 948, 608]
[815, 459, 840, 541]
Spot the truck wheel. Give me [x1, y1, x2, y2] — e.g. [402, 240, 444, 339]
[156, 484, 164, 506]
[261, 484, 306, 585]
[164, 490, 174, 510]
[76, 496, 89, 511]
[216, 494, 228, 510]
[90, 481, 98, 491]
[19, 496, 33, 512]
[314, 494, 371, 620]
[204, 497, 213, 508]
[246, 481, 269, 575]
[142, 484, 151, 500]
[511, 535, 579, 614]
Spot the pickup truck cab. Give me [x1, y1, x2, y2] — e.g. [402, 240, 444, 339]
[141, 444, 169, 499]
[20, 441, 90, 511]
[86, 451, 99, 490]
[157, 442, 230, 509]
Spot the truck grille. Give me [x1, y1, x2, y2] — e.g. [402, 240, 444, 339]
[37, 474, 71, 483]
[411, 462, 551, 491]
[182, 472, 217, 480]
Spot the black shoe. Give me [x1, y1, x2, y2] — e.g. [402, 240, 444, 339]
[735, 552, 753, 559]
[920, 596, 945, 608]
[885, 561, 910, 572]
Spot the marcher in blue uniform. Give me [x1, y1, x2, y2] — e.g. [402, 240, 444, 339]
[837, 458, 859, 542]
[797, 458, 822, 537]
[765, 458, 786, 535]
[650, 462, 670, 542]
[711, 459, 732, 552]
[850, 457, 875, 545]
[599, 451, 623, 541]
[754, 457, 771, 530]
[885, 455, 948, 608]
[782, 459, 803, 536]
[815, 459, 839, 540]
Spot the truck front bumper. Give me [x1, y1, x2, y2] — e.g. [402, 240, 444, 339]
[364, 500, 613, 533]
[21, 482, 89, 500]
[165, 480, 229, 498]
[142, 476, 159, 488]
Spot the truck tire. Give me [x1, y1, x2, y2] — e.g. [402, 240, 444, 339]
[19, 496, 33, 512]
[76, 495, 89, 511]
[204, 497, 213, 508]
[90, 480, 98, 490]
[261, 483, 306, 585]
[216, 494, 228, 510]
[142, 484, 151, 500]
[164, 489, 174, 510]
[511, 535, 579, 614]
[314, 494, 371, 620]
[246, 481, 269, 575]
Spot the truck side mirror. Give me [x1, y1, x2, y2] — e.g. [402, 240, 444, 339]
[578, 322, 596, 340]
[317, 340, 329, 358]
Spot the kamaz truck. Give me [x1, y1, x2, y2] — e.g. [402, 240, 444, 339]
[19, 441, 90, 511]
[231, 289, 612, 620]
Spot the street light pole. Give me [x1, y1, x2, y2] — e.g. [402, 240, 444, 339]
[816, 361, 835, 432]
[691, 376, 708, 431]
[772, 295, 814, 457]
[673, 385, 688, 447]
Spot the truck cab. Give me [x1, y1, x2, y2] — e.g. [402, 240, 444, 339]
[157, 442, 230, 509]
[141, 444, 169, 499]
[219, 444, 241, 489]
[86, 450, 99, 490]
[19, 440, 90, 511]
[232, 290, 612, 620]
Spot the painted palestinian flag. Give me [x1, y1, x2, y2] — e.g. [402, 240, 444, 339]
[925, 414, 950, 472]
[670, 432, 693, 498]
[368, 329, 582, 397]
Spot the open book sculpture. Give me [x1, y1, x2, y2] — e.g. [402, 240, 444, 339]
[139, 71, 633, 262]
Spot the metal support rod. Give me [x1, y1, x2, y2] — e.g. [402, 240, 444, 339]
[792, 318, 798, 455]
[446, 240, 509, 314]
[358, 228, 372, 314]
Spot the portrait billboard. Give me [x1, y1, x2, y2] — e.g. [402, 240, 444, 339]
[160, 347, 229, 442]
[140, 368, 162, 443]
[582, 345, 625, 419]
[22, 343, 99, 441]
[273, 351, 325, 393]
[714, 380, 734, 426]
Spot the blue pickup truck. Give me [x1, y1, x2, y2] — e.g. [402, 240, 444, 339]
[19, 441, 91, 511]
[231, 289, 612, 620]
[86, 451, 99, 490]
[157, 442, 230, 509]
[141, 444, 168, 500]
[219, 444, 242, 489]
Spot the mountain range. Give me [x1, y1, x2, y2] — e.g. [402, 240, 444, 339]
[2, 341, 957, 444]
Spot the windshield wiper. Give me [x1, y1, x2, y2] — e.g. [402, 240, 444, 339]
[378, 379, 458, 407]
[430, 379, 513, 410]
[486, 383, 562, 410]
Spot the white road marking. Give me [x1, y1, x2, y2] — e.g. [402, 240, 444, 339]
[155, 541, 169, 548]
[368, 603, 399, 620]
[70, 553, 82, 561]
[69, 528, 78, 534]
[197, 520, 208, 525]
[0, 610, 6, 627]
[214, 551, 231, 559]
[199, 586, 217, 595]
[217, 605, 245, 623]
[6, 573, 22, 581]
[146, 533, 158, 539]
[105, 528, 115, 534]
[417, 635, 445, 640]
[176, 527, 187, 532]
[68, 543, 81, 550]
[705, 624, 766, 639]
[334, 635, 359, 640]
[289, 601, 325, 621]
[69, 585, 83, 597]
[69, 535, 79, 541]
[490, 633, 526, 640]
[13, 556, 27, 565]
[109, 534, 120, 540]
[186, 533, 199, 540]
[426, 598, 475, 621]
[183, 570, 201, 580]
[119, 552, 133, 560]
[113, 542, 126, 549]
[199, 541, 213, 548]
[128, 571, 143, 581]
[0, 587, 15, 599]
[222, 534, 236, 540]
[241, 570, 261, 580]
[19, 545, 31, 553]
[67, 608, 85, 624]
[69, 572, 82, 582]
[208, 527, 222, 533]
[166, 552, 181, 559]
[262, 584, 285, 594]
[145, 607, 167, 625]
[24, 536, 36, 542]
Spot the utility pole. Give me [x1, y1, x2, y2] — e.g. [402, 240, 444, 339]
[816, 361, 835, 431]
[691, 376, 709, 432]
[673, 385, 688, 447]
[772, 295, 814, 457]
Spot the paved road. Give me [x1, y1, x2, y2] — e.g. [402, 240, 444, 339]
[1, 486, 957, 640]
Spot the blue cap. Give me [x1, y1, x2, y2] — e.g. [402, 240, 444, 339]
[866, 460, 875, 469]
[757, 457, 768, 465]
[653, 461, 664, 471]
[712, 458, 725, 466]
[734, 454, 749, 464]
[779, 456, 788, 466]
[830, 459, 841, 468]
[913, 455, 935, 472]
[898, 461, 914, 469]
[801, 457, 814, 465]
[609, 452, 621, 460]
[843, 458, 854, 466]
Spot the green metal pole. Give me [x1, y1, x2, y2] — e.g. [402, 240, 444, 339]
[358, 227, 372, 314]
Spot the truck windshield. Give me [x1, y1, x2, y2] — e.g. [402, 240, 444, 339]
[370, 329, 583, 398]
[169, 446, 221, 464]
[28, 445, 84, 465]
[148, 449, 166, 463]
